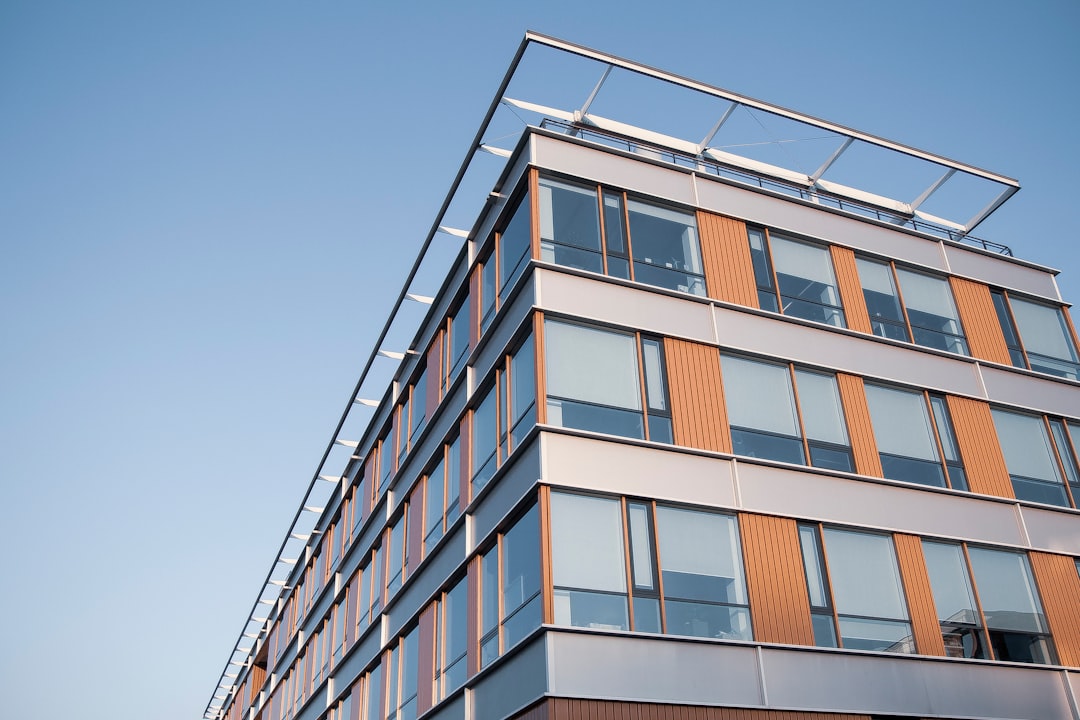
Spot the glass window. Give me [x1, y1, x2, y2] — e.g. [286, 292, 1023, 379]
[655, 506, 751, 641]
[498, 191, 532, 304]
[545, 320, 643, 439]
[481, 505, 541, 667]
[967, 547, 1055, 664]
[894, 268, 968, 355]
[396, 396, 410, 467]
[797, 524, 837, 647]
[991, 290, 1027, 367]
[538, 176, 706, 297]
[641, 337, 673, 443]
[747, 227, 779, 312]
[856, 257, 909, 341]
[436, 577, 467, 700]
[446, 299, 470, 388]
[769, 234, 845, 327]
[627, 501, 661, 633]
[819, 527, 914, 654]
[551, 493, 629, 631]
[364, 663, 382, 720]
[1051, 419, 1080, 503]
[378, 429, 394, 497]
[539, 178, 603, 273]
[721, 355, 852, 472]
[922, 541, 988, 658]
[626, 199, 705, 296]
[471, 386, 498, 492]
[865, 384, 947, 488]
[479, 252, 497, 335]
[509, 335, 536, 448]
[1009, 297, 1080, 380]
[991, 409, 1069, 507]
[386, 514, 405, 597]
[410, 368, 427, 442]
[424, 456, 445, 553]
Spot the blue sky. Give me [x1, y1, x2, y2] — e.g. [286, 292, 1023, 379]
[1, 2, 1077, 719]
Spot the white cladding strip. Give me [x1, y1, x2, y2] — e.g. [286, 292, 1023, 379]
[545, 632, 1076, 720]
[532, 266, 1080, 417]
[540, 432, 1078, 555]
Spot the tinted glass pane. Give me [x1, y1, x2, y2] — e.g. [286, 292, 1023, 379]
[551, 493, 627, 592]
[822, 529, 907, 621]
[503, 506, 541, 617]
[444, 579, 468, 673]
[1010, 298, 1080, 379]
[721, 355, 800, 438]
[747, 228, 774, 292]
[866, 385, 944, 487]
[546, 321, 641, 412]
[991, 409, 1066, 506]
[795, 370, 849, 446]
[922, 541, 979, 625]
[627, 503, 655, 590]
[967, 548, 1047, 633]
[664, 600, 752, 640]
[770, 235, 844, 327]
[626, 199, 705, 296]
[857, 258, 908, 341]
[510, 335, 536, 446]
[449, 300, 469, 381]
[539, 179, 600, 251]
[553, 589, 628, 630]
[472, 387, 497, 490]
[499, 191, 532, 299]
[837, 617, 915, 653]
[798, 525, 828, 609]
[655, 507, 746, 605]
[895, 269, 967, 355]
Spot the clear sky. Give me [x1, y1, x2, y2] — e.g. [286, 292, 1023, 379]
[1, 2, 1077, 719]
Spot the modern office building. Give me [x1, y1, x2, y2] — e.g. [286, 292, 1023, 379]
[204, 33, 1080, 720]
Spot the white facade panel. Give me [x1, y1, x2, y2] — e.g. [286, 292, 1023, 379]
[546, 631, 763, 706]
[712, 305, 986, 397]
[945, 243, 1061, 301]
[541, 432, 737, 510]
[735, 461, 1027, 547]
[1021, 504, 1080, 555]
[980, 364, 1080, 418]
[532, 133, 696, 207]
[535, 268, 716, 345]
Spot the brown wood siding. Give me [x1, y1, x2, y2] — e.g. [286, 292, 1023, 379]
[534, 312, 547, 424]
[248, 665, 266, 704]
[664, 337, 732, 454]
[893, 533, 946, 656]
[426, 330, 443, 414]
[466, 557, 480, 676]
[407, 484, 425, 573]
[696, 210, 758, 308]
[738, 513, 814, 646]
[1029, 551, 1080, 667]
[529, 168, 541, 262]
[830, 245, 872, 334]
[416, 603, 437, 715]
[950, 277, 1011, 364]
[945, 395, 1014, 499]
[835, 373, 883, 477]
[513, 698, 871, 720]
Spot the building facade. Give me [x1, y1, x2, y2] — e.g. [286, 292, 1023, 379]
[205, 34, 1080, 720]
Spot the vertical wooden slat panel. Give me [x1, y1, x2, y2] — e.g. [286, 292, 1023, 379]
[348, 678, 364, 720]
[406, 484, 424, 573]
[739, 513, 814, 646]
[416, 603, 437, 715]
[893, 533, 946, 656]
[829, 246, 872, 334]
[663, 337, 731, 453]
[534, 311, 547, 425]
[377, 651, 390, 720]
[950, 277, 1011, 365]
[466, 557, 480, 677]
[1029, 551, 1080, 667]
[529, 168, 541, 263]
[835, 373, 882, 477]
[696, 210, 758, 308]
[946, 395, 1014, 499]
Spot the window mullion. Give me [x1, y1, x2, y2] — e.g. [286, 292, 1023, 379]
[959, 542, 996, 661]
[888, 262, 916, 342]
[1043, 416, 1078, 508]
[622, 191, 636, 282]
[787, 364, 812, 463]
[619, 497, 637, 630]
[595, 183, 609, 276]
[813, 523, 843, 648]
[763, 228, 783, 311]
[648, 500, 667, 634]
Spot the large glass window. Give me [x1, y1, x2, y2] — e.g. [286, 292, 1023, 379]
[800, 525, 914, 653]
[386, 626, 418, 720]
[993, 290, 1080, 380]
[551, 493, 629, 631]
[538, 177, 706, 296]
[748, 228, 845, 327]
[991, 409, 1070, 507]
[445, 298, 470, 392]
[721, 355, 853, 472]
[471, 385, 498, 493]
[498, 191, 532, 304]
[656, 506, 751, 641]
[865, 384, 966, 490]
[922, 541, 988, 659]
[544, 320, 671, 442]
[508, 334, 537, 449]
[967, 547, 1055, 664]
[434, 577, 467, 701]
[480, 505, 541, 668]
[857, 258, 968, 355]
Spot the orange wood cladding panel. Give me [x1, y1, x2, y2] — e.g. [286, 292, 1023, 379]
[407, 484, 425, 573]
[738, 513, 814, 646]
[529, 169, 541, 261]
[663, 337, 732, 454]
[950, 277, 1012, 365]
[696, 210, 758, 308]
[512, 698, 872, 720]
[893, 533, 946, 656]
[247, 665, 265, 705]
[830, 246, 872, 334]
[466, 557, 481, 676]
[945, 395, 1015, 499]
[348, 679, 364, 720]
[426, 330, 443, 413]
[1029, 552, 1080, 668]
[534, 312, 547, 425]
[416, 603, 437, 715]
[835, 373, 883, 477]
